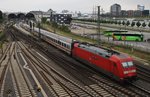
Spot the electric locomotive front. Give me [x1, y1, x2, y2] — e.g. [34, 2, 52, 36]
[110, 54, 137, 81]
[72, 42, 137, 82]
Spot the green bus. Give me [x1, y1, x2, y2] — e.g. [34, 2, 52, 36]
[103, 30, 127, 36]
[112, 33, 144, 41]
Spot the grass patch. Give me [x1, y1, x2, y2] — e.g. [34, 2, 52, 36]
[0, 31, 6, 49]
[0, 31, 5, 40]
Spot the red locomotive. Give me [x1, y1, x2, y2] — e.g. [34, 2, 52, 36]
[72, 42, 137, 81]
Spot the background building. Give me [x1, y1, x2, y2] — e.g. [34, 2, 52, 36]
[110, 4, 121, 17]
[127, 10, 134, 17]
[121, 10, 128, 17]
[51, 14, 72, 25]
[137, 5, 145, 11]
[142, 10, 150, 16]
[134, 10, 142, 17]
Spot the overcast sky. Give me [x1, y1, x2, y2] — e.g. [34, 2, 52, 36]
[0, 0, 150, 13]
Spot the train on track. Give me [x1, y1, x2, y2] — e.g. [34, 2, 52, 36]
[16, 24, 137, 82]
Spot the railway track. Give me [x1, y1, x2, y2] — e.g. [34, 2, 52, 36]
[0, 42, 13, 96]
[9, 44, 33, 97]
[17, 40, 98, 97]
[9, 26, 150, 97]
[4, 29, 37, 97]
[136, 64, 150, 83]
[0, 41, 34, 97]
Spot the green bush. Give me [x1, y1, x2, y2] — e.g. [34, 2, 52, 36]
[58, 25, 70, 33]
[41, 17, 47, 23]
[0, 32, 6, 41]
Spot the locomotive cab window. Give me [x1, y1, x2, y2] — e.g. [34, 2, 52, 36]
[128, 62, 134, 67]
[122, 62, 128, 68]
[64, 44, 66, 47]
[122, 61, 134, 68]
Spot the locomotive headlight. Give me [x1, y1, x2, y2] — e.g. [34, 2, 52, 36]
[124, 70, 136, 74]
[124, 71, 128, 74]
[131, 69, 136, 73]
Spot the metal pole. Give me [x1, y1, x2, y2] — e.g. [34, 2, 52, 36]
[38, 22, 41, 38]
[97, 6, 101, 45]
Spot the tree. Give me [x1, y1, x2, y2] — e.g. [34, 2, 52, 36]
[131, 22, 135, 28]
[118, 21, 122, 30]
[148, 22, 150, 29]
[114, 21, 118, 24]
[136, 21, 141, 27]
[0, 10, 2, 19]
[126, 21, 130, 26]
[118, 21, 121, 25]
[142, 22, 146, 28]
[107, 20, 110, 24]
[59, 25, 70, 33]
[122, 21, 125, 25]
[110, 21, 114, 24]
[41, 17, 47, 23]
[0, 10, 3, 23]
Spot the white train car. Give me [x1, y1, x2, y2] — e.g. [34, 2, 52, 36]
[41, 30, 73, 54]
[22, 23, 73, 54]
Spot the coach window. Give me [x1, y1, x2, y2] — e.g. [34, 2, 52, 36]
[67, 45, 69, 48]
[59, 41, 61, 45]
[64, 44, 66, 47]
[66, 45, 68, 48]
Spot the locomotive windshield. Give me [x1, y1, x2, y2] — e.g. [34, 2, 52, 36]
[122, 61, 134, 68]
